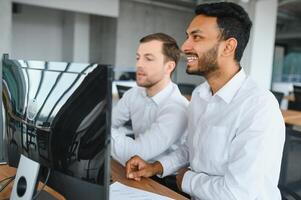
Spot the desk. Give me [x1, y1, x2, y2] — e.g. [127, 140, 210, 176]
[111, 159, 188, 200]
[282, 109, 301, 126]
[0, 161, 187, 200]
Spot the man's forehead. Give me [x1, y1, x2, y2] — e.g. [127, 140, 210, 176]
[186, 15, 219, 33]
[137, 40, 163, 53]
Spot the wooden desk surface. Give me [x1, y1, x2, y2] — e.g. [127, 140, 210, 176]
[111, 159, 188, 200]
[282, 109, 301, 126]
[0, 164, 16, 200]
[0, 160, 187, 200]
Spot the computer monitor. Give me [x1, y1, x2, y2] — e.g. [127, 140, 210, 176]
[2, 54, 112, 199]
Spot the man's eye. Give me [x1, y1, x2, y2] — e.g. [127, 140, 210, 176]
[193, 35, 202, 40]
[146, 57, 153, 61]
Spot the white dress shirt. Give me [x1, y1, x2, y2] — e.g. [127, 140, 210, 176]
[158, 69, 285, 200]
[111, 81, 189, 165]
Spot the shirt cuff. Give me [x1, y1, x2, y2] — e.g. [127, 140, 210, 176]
[182, 170, 196, 195]
[156, 156, 174, 177]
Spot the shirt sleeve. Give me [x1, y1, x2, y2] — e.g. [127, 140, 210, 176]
[181, 98, 285, 199]
[111, 102, 188, 166]
[156, 137, 190, 177]
[111, 89, 132, 129]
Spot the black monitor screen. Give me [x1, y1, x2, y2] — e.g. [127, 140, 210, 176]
[2, 54, 112, 200]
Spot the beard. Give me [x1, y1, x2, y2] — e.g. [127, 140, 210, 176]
[137, 80, 157, 88]
[136, 74, 161, 89]
[186, 43, 219, 76]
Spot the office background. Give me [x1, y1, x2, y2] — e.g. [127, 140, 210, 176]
[0, 0, 300, 161]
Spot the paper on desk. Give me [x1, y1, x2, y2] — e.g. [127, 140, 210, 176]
[110, 181, 174, 200]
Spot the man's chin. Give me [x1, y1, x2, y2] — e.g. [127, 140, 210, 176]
[186, 63, 208, 75]
[137, 82, 150, 88]
[136, 82, 144, 87]
[136, 79, 144, 86]
[186, 67, 200, 75]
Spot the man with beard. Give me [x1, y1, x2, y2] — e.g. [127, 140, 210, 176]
[125, 2, 285, 200]
[111, 33, 188, 165]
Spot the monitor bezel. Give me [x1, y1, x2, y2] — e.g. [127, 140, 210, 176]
[1, 54, 112, 200]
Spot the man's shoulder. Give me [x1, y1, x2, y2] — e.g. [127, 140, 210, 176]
[235, 78, 285, 134]
[154, 83, 189, 112]
[237, 78, 279, 108]
[240, 78, 273, 99]
[122, 86, 143, 97]
[117, 86, 145, 106]
[168, 83, 189, 106]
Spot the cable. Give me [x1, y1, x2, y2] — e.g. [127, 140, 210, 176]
[0, 169, 51, 198]
[32, 168, 51, 200]
[0, 176, 15, 184]
[0, 176, 15, 193]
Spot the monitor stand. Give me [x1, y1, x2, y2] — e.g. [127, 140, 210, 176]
[10, 155, 59, 200]
[35, 190, 58, 200]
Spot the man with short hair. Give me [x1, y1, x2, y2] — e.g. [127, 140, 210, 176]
[111, 33, 188, 165]
[125, 3, 285, 200]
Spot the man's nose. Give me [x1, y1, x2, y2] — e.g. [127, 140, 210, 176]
[136, 59, 143, 68]
[181, 38, 192, 52]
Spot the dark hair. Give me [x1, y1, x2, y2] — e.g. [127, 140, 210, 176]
[195, 2, 252, 62]
[140, 33, 181, 65]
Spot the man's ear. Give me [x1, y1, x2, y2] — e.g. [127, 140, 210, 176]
[166, 61, 176, 75]
[222, 38, 237, 57]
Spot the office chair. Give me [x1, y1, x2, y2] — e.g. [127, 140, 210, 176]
[118, 72, 136, 81]
[279, 127, 301, 200]
[271, 91, 284, 106]
[288, 85, 301, 111]
[294, 85, 301, 93]
[177, 83, 195, 100]
[294, 85, 301, 102]
[116, 85, 132, 99]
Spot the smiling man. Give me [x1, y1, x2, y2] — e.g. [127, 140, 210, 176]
[125, 3, 285, 200]
[111, 33, 188, 165]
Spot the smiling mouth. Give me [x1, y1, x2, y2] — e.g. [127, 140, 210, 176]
[186, 55, 198, 63]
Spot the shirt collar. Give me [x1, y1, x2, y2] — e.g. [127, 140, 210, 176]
[140, 81, 173, 105]
[216, 68, 246, 104]
[197, 68, 247, 104]
[151, 81, 173, 105]
[197, 81, 212, 101]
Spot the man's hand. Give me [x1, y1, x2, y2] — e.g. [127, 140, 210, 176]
[125, 155, 163, 181]
[176, 167, 189, 191]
